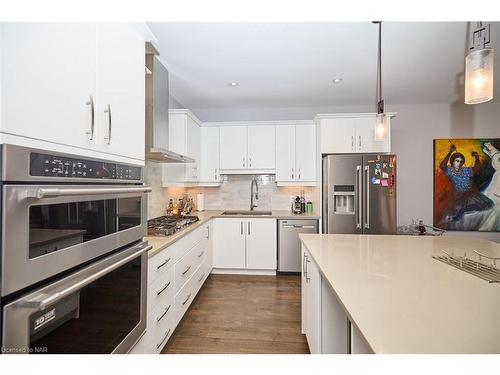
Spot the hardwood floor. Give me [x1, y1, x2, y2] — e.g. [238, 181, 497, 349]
[162, 274, 310, 354]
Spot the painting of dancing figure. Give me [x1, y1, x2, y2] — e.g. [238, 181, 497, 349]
[434, 138, 500, 231]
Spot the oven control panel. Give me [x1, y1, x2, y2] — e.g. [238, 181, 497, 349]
[29, 152, 142, 180]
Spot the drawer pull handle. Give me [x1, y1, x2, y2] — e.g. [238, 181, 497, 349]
[182, 293, 192, 306]
[198, 273, 206, 283]
[182, 265, 191, 275]
[157, 258, 171, 270]
[157, 304, 171, 322]
[156, 329, 171, 349]
[156, 281, 171, 296]
[197, 251, 205, 258]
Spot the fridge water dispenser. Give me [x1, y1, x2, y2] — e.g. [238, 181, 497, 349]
[333, 185, 355, 215]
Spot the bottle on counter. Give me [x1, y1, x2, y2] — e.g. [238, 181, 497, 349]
[166, 199, 174, 216]
[306, 201, 313, 214]
[172, 201, 179, 216]
[300, 190, 306, 213]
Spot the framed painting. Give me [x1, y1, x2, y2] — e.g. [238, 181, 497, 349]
[434, 138, 500, 232]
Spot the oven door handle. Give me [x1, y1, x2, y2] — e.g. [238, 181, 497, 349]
[26, 186, 152, 199]
[15, 241, 151, 312]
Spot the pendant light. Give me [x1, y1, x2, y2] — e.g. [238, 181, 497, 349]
[373, 21, 388, 141]
[465, 22, 494, 104]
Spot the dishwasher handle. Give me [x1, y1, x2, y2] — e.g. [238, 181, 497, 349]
[282, 224, 316, 229]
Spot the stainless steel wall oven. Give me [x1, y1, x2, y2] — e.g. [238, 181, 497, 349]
[0, 145, 151, 353]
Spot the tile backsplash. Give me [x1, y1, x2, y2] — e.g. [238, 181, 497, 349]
[145, 168, 320, 219]
[187, 175, 319, 212]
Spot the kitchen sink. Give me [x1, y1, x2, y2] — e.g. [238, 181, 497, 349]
[221, 210, 273, 216]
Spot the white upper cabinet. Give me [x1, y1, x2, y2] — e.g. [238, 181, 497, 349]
[275, 123, 316, 185]
[276, 125, 296, 181]
[185, 115, 200, 181]
[1, 23, 98, 151]
[247, 126, 276, 170]
[318, 114, 392, 154]
[96, 23, 145, 161]
[0, 23, 147, 162]
[163, 109, 201, 185]
[219, 124, 276, 173]
[295, 125, 316, 182]
[219, 126, 247, 170]
[199, 127, 220, 183]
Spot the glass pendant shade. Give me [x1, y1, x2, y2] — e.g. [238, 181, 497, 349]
[374, 113, 388, 141]
[465, 48, 494, 104]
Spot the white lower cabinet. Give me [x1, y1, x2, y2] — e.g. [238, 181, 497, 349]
[213, 218, 277, 271]
[142, 222, 212, 354]
[301, 244, 369, 354]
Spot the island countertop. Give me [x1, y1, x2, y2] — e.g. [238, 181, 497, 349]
[298, 234, 500, 354]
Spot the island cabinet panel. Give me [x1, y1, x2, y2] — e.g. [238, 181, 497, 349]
[350, 324, 372, 354]
[302, 244, 350, 354]
[302, 245, 321, 354]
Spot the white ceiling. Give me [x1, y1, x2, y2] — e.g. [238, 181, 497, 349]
[147, 22, 499, 120]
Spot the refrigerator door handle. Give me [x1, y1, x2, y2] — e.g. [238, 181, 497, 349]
[364, 165, 370, 229]
[356, 165, 362, 229]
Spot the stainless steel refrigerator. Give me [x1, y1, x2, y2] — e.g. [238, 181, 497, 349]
[322, 154, 397, 234]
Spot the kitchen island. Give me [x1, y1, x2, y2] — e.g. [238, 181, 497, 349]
[299, 234, 500, 354]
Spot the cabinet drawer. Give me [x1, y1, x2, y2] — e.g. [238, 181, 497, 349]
[174, 241, 203, 294]
[147, 298, 174, 330]
[145, 310, 175, 354]
[148, 248, 176, 286]
[148, 266, 174, 311]
[175, 225, 206, 261]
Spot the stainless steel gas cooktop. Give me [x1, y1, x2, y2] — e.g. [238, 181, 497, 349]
[147, 215, 199, 236]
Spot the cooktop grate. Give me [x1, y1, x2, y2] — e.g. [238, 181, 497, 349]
[432, 249, 500, 283]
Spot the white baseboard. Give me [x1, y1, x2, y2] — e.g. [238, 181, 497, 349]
[211, 268, 276, 276]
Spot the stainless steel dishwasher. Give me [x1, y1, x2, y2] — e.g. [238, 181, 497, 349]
[278, 219, 318, 273]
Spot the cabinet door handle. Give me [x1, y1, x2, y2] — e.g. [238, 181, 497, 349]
[198, 250, 205, 258]
[243, 157, 245, 168]
[182, 265, 191, 275]
[206, 226, 210, 239]
[306, 257, 311, 283]
[157, 258, 171, 270]
[214, 168, 217, 181]
[364, 165, 370, 229]
[156, 304, 171, 323]
[248, 221, 250, 235]
[156, 281, 171, 296]
[197, 273, 206, 283]
[104, 104, 112, 144]
[85, 95, 95, 140]
[182, 293, 192, 306]
[241, 221, 243, 235]
[292, 167, 294, 180]
[351, 135, 354, 151]
[157, 329, 171, 349]
[358, 135, 361, 150]
[298, 167, 301, 180]
[249, 157, 252, 168]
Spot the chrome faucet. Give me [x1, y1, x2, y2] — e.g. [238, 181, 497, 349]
[250, 177, 259, 211]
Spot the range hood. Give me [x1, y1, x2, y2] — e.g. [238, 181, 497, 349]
[145, 43, 194, 163]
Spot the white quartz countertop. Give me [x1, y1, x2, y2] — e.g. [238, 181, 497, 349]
[298, 234, 500, 354]
[145, 210, 320, 257]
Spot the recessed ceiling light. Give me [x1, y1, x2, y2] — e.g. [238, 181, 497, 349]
[332, 78, 343, 84]
[229, 82, 239, 86]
